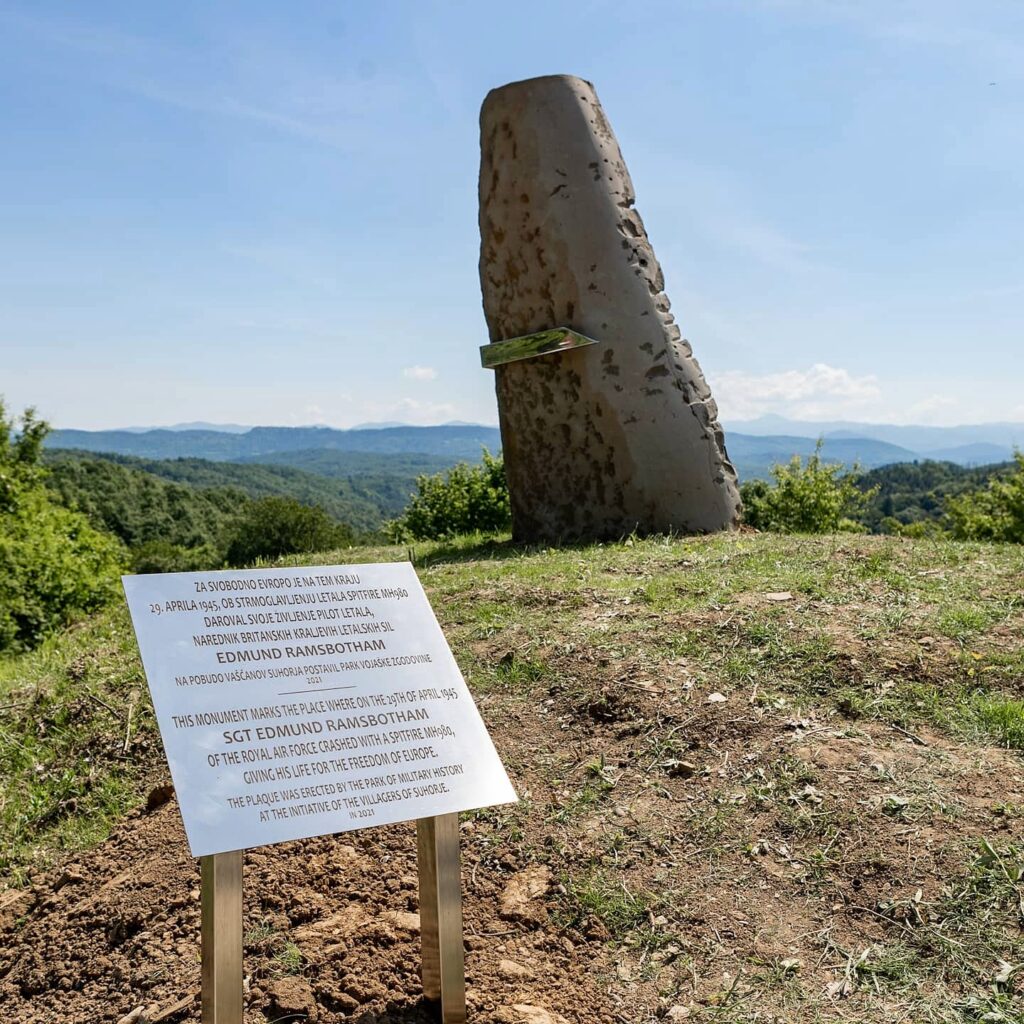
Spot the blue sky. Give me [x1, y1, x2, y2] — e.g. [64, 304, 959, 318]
[2, 1, 1021, 429]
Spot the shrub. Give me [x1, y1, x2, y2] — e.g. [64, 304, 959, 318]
[879, 516, 946, 539]
[387, 450, 510, 541]
[0, 401, 125, 652]
[224, 496, 353, 566]
[741, 440, 876, 534]
[0, 402, 47, 511]
[131, 540, 224, 574]
[945, 453, 1024, 543]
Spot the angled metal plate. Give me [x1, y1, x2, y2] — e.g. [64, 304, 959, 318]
[480, 327, 600, 369]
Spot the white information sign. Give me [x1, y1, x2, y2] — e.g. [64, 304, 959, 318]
[122, 563, 516, 857]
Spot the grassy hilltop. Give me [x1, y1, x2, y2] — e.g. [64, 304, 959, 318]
[1, 532, 1022, 1023]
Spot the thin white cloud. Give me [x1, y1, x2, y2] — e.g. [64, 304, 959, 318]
[2, 8, 409, 151]
[130, 81, 357, 150]
[714, 363, 882, 420]
[355, 397, 457, 426]
[650, 159, 823, 276]
[749, 0, 1024, 82]
[716, 217, 818, 275]
[279, 395, 458, 428]
[902, 395, 958, 424]
[403, 365, 438, 381]
[0, 8, 159, 59]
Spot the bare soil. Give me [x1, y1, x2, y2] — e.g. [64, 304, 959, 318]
[0, 792, 609, 1024]
[2, 535, 1023, 1023]
[3, 704, 1022, 1023]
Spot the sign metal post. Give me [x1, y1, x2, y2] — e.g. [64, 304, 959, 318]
[201, 850, 244, 1024]
[417, 813, 466, 1023]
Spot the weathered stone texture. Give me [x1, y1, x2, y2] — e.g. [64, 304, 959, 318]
[479, 74, 741, 541]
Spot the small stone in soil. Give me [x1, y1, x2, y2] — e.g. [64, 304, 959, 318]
[500, 865, 552, 922]
[495, 1006, 569, 1024]
[498, 958, 533, 979]
[266, 977, 317, 1022]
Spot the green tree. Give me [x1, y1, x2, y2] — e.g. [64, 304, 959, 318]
[741, 440, 875, 534]
[854, 458, 1012, 535]
[225, 496, 353, 566]
[0, 403, 47, 511]
[387, 450, 511, 541]
[44, 451, 249, 570]
[0, 400, 125, 652]
[945, 452, 1024, 543]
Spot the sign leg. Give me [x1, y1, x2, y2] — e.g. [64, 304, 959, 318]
[201, 850, 244, 1024]
[417, 814, 466, 1023]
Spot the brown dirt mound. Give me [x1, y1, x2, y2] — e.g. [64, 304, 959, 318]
[0, 792, 594, 1023]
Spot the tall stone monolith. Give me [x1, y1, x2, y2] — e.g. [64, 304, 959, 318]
[479, 74, 741, 542]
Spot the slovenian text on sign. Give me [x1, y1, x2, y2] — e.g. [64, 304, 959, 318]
[122, 563, 517, 856]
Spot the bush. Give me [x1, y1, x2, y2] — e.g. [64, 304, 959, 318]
[131, 540, 224, 574]
[0, 402, 47, 512]
[0, 401, 125, 652]
[945, 452, 1024, 543]
[225, 496, 353, 566]
[387, 450, 511, 541]
[741, 441, 876, 534]
[879, 516, 946, 539]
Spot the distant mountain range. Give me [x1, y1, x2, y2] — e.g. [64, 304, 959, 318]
[47, 418, 1021, 483]
[49, 424, 504, 461]
[727, 414, 1023, 454]
[116, 421, 255, 434]
[105, 419, 492, 434]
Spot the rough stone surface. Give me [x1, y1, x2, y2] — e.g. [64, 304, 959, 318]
[479, 74, 741, 541]
[499, 865, 552, 922]
[494, 1006, 569, 1024]
[498, 958, 534, 979]
[265, 977, 317, 1021]
[114, 1008, 147, 1024]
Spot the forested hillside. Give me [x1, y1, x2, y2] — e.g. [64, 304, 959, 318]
[47, 446, 1022, 549]
[45, 452, 248, 551]
[233, 447, 455, 479]
[857, 458, 1016, 532]
[43, 450, 359, 574]
[50, 424, 933, 482]
[44, 450, 422, 532]
[725, 433, 918, 480]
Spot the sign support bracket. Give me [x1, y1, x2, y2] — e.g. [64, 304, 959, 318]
[417, 813, 466, 1023]
[201, 850, 244, 1024]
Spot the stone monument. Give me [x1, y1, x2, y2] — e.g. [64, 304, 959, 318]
[478, 74, 741, 542]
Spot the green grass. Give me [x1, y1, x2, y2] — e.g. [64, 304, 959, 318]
[273, 940, 305, 976]
[5, 529, 1021, 881]
[0, 607, 154, 882]
[974, 697, 1024, 751]
[1, 529, 1023, 1023]
[902, 838, 1024, 991]
[244, 919, 306, 977]
[560, 866, 655, 938]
